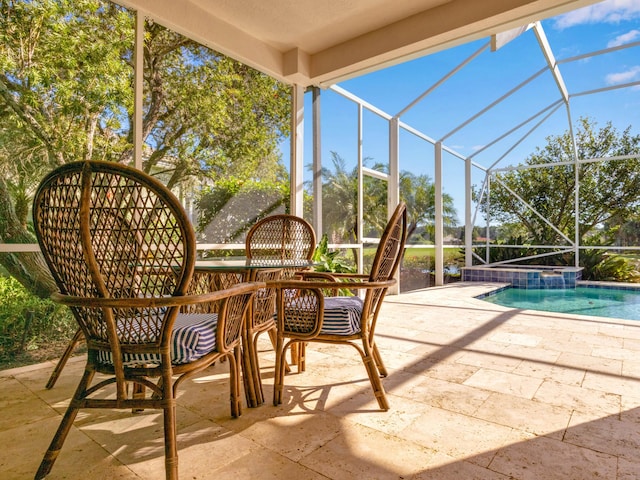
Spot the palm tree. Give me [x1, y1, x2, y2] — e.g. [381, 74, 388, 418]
[318, 153, 459, 245]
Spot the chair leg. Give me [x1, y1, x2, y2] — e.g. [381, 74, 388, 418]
[249, 332, 265, 404]
[35, 406, 81, 479]
[372, 342, 388, 377]
[241, 329, 259, 408]
[273, 336, 286, 406]
[360, 342, 389, 411]
[297, 342, 306, 372]
[36, 369, 93, 479]
[131, 381, 147, 413]
[46, 328, 84, 389]
[268, 328, 290, 373]
[230, 346, 243, 417]
[163, 403, 178, 480]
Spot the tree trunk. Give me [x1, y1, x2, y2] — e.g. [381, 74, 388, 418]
[0, 177, 57, 299]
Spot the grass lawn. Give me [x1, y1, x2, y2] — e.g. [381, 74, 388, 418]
[363, 246, 463, 265]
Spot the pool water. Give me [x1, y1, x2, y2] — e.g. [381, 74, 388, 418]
[482, 286, 640, 321]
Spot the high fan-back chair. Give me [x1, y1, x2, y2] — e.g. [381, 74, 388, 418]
[245, 214, 316, 272]
[244, 214, 316, 400]
[271, 202, 407, 411]
[32, 161, 260, 480]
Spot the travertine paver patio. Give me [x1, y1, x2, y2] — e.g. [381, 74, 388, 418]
[2, 282, 640, 479]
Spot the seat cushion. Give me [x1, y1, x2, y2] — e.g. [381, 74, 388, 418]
[99, 313, 219, 366]
[319, 296, 363, 336]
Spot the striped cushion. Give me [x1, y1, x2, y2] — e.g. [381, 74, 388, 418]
[319, 296, 363, 336]
[98, 313, 219, 366]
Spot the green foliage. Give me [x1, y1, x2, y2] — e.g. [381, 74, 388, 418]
[315, 152, 458, 246]
[311, 234, 357, 296]
[470, 232, 640, 282]
[0, 276, 75, 359]
[0, 0, 291, 299]
[580, 250, 640, 282]
[312, 234, 357, 274]
[470, 236, 540, 265]
[579, 233, 640, 282]
[478, 118, 640, 245]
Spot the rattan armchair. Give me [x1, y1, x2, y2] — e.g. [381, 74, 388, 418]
[244, 214, 316, 401]
[271, 202, 407, 411]
[32, 161, 261, 480]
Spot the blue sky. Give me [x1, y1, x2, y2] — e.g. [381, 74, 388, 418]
[290, 0, 640, 223]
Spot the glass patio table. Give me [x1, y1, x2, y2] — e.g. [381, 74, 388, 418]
[192, 258, 316, 407]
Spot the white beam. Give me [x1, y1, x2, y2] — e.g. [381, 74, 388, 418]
[312, 87, 322, 235]
[533, 22, 569, 103]
[435, 142, 443, 286]
[290, 85, 304, 216]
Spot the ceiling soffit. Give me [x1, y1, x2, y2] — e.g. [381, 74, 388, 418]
[116, 0, 601, 86]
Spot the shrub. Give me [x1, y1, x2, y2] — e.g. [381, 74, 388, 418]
[0, 276, 75, 361]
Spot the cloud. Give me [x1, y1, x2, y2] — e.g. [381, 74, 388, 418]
[607, 28, 640, 46]
[554, 0, 640, 29]
[605, 65, 640, 84]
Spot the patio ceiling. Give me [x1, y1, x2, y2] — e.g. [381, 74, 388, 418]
[116, 0, 600, 87]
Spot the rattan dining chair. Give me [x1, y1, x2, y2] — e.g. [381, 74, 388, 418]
[244, 214, 316, 398]
[271, 202, 407, 411]
[32, 161, 261, 480]
[245, 214, 316, 272]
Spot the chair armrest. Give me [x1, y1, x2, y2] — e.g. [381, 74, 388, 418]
[297, 271, 370, 296]
[265, 278, 395, 291]
[322, 273, 370, 281]
[50, 281, 264, 309]
[299, 271, 339, 282]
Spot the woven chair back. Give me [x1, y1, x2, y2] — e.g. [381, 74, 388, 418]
[33, 161, 195, 359]
[246, 214, 316, 278]
[363, 202, 408, 323]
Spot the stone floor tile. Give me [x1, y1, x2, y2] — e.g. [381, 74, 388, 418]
[565, 410, 640, 463]
[489, 435, 617, 480]
[555, 351, 623, 375]
[405, 375, 492, 415]
[463, 368, 544, 399]
[400, 405, 531, 467]
[413, 451, 513, 480]
[617, 457, 640, 480]
[300, 422, 437, 480]
[511, 359, 585, 386]
[582, 370, 640, 397]
[473, 392, 572, 439]
[455, 351, 523, 373]
[533, 379, 621, 416]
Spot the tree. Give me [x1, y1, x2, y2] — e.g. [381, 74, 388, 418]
[319, 152, 360, 243]
[399, 170, 458, 241]
[0, 0, 290, 297]
[482, 118, 640, 246]
[318, 151, 458, 244]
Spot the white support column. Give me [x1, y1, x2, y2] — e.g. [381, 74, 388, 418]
[389, 117, 400, 293]
[465, 156, 472, 266]
[133, 11, 144, 170]
[486, 174, 491, 264]
[389, 118, 400, 214]
[312, 87, 322, 235]
[566, 106, 580, 267]
[290, 85, 305, 216]
[357, 104, 364, 273]
[435, 142, 444, 286]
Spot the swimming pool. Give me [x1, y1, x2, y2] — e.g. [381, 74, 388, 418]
[481, 286, 640, 321]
